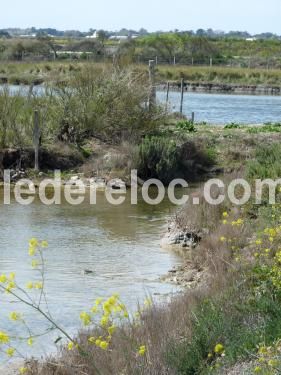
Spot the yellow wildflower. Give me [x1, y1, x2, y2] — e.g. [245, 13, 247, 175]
[26, 282, 33, 289]
[9, 312, 21, 321]
[29, 238, 38, 247]
[108, 296, 117, 305]
[88, 337, 95, 344]
[222, 212, 228, 218]
[41, 240, 48, 248]
[28, 247, 36, 256]
[8, 272, 15, 281]
[255, 239, 262, 245]
[108, 325, 116, 335]
[31, 260, 39, 268]
[80, 312, 91, 326]
[6, 347, 15, 357]
[19, 368, 28, 374]
[220, 236, 226, 242]
[138, 345, 146, 356]
[67, 342, 74, 351]
[0, 274, 7, 283]
[214, 343, 224, 355]
[0, 331, 10, 343]
[100, 341, 109, 350]
[95, 339, 101, 346]
[27, 338, 33, 346]
[6, 281, 16, 293]
[100, 316, 109, 327]
[34, 282, 43, 290]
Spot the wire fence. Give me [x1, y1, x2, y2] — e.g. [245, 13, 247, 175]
[2, 52, 281, 70]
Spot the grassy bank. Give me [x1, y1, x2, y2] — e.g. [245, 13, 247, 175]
[1, 61, 281, 87]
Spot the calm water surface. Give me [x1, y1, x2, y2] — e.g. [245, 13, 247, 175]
[158, 91, 281, 124]
[0, 189, 185, 358]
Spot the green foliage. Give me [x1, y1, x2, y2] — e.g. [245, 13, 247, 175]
[134, 136, 179, 184]
[47, 66, 163, 145]
[224, 122, 241, 129]
[176, 120, 196, 133]
[247, 143, 281, 179]
[247, 123, 281, 134]
[167, 281, 281, 374]
[0, 87, 35, 148]
[134, 136, 216, 184]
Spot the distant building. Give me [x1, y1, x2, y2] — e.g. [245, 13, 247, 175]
[19, 33, 36, 38]
[86, 31, 99, 39]
[246, 37, 257, 41]
[109, 35, 129, 41]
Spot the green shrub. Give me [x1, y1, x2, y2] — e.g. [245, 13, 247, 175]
[176, 120, 196, 133]
[247, 143, 281, 180]
[134, 137, 216, 184]
[224, 122, 241, 129]
[167, 281, 281, 374]
[134, 136, 179, 184]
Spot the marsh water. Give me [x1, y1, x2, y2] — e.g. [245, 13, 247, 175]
[157, 91, 281, 124]
[0, 188, 184, 358]
[4, 84, 281, 124]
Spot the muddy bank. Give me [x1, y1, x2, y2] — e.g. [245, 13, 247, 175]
[159, 82, 281, 95]
[0, 145, 84, 172]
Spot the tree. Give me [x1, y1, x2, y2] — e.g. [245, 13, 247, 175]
[36, 33, 58, 59]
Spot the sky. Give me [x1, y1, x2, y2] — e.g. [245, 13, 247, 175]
[1, 0, 280, 34]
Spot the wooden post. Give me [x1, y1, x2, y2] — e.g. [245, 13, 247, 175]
[148, 60, 156, 111]
[180, 78, 184, 114]
[210, 57, 213, 67]
[33, 110, 40, 172]
[191, 112, 195, 124]
[165, 82, 170, 112]
[155, 56, 158, 65]
[173, 55, 176, 65]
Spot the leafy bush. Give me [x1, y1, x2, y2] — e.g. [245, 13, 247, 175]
[134, 136, 179, 184]
[134, 137, 216, 184]
[176, 120, 196, 133]
[167, 282, 281, 374]
[48, 66, 164, 145]
[224, 122, 241, 129]
[247, 143, 281, 180]
[247, 123, 281, 134]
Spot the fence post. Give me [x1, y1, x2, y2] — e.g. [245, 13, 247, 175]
[180, 78, 184, 114]
[33, 109, 40, 172]
[148, 60, 156, 111]
[165, 82, 170, 112]
[191, 112, 195, 124]
[210, 57, 213, 67]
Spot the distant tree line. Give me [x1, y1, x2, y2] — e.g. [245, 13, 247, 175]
[0, 27, 280, 40]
